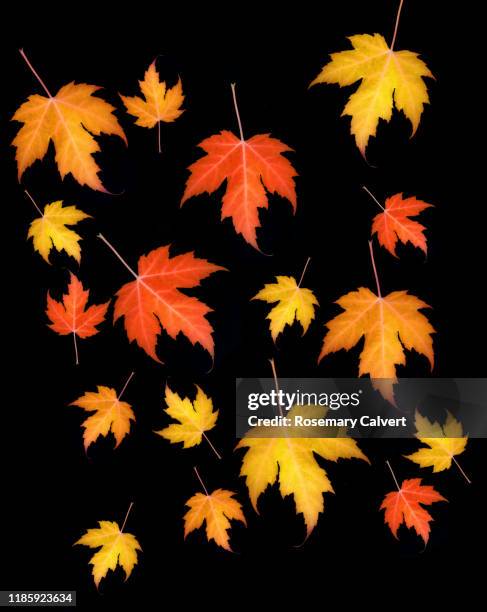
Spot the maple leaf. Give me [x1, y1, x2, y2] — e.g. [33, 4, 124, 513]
[12, 51, 127, 191]
[181, 130, 297, 249]
[120, 60, 184, 152]
[404, 411, 468, 473]
[46, 273, 110, 363]
[28, 200, 91, 263]
[102, 236, 225, 362]
[310, 33, 433, 156]
[371, 193, 433, 257]
[184, 488, 246, 551]
[71, 385, 135, 451]
[236, 405, 369, 538]
[253, 275, 318, 341]
[76, 519, 141, 587]
[155, 385, 218, 450]
[318, 287, 434, 403]
[381, 478, 446, 545]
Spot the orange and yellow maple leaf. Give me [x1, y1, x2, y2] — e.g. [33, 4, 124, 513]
[310, 33, 433, 156]
[12, 60, 127, 191]
[372, 193, 433, 257]
[253, 275, 318, 341]
[76, 519, 141, 587]
[181, 130, 297, 249]
[318, 287, 434, 403]
[405, 411, 468, 474]
[155, 385, 218, 450]
[184, 488, 246, 551]
[28, 200, 90, 263]
[120, 60, 184, 151]
[237, 405, 369, 538]
[381, 478, 446, 545]
[71, 385, 135, 451]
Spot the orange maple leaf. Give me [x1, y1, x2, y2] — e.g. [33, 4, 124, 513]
[181, 130, 297, 249]
[184, 488, 246, 551]
[120, 60, 184, 152]
[372, 193, 433, 257]
[12, 50, 126, 192]
[100, 235, 225, 362]
[381, 478, 446, 545]
[318, 286, 434, 403]
[71, 381, 135, 451]
[46, 273, 110, 364]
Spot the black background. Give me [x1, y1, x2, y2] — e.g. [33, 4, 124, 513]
[2, 1, 485, 607]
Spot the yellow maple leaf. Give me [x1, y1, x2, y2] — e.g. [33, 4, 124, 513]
[319, 287, 434, 404]
[405, 411, 468, 473]
[310, 33, 433, 155]
[71, 386, 135, 451]
[28, 200, 90, 263]
[253, 275, 318, 341]
[76, 520, 141, 587]
[12, 53, 127, 192]
[184, 488, 246, 551]
[236, 405, 369, 538]
[154, 385, 218, 450]
[120, 61, 184, 151]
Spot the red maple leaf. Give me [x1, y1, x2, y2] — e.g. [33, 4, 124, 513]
[46, 272, 110, 363]
[372, 193, 433, 257]
[380, 477, 446, 544]
[108, 242, 225, 362]
[181, 130, 297, 249]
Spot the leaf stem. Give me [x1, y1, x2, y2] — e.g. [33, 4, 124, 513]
[368, 240, 382, 298]
[230, 83, 245, 141]
[118, 371, 135, 400]
[362, 186, 385, 211]
[97, 233, 139, 280]
[24, 189, 44, 217]
[386, 460, 401, 491]
[193, 466, 209, 496]
[452, 456, 471, 484]
[120, 502, 134, 532]
[19, 49, 53, 98]
[202, 433, 222, 460]
[390, 0, 405, 51]
[297, 257, 311, 287]
[157, 121, 162, 154]
[73, 332, 79, 366]
[269, 358, 284, 418]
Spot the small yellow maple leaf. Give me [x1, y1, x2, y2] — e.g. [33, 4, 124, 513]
[71, 386, 135, 451]
[405, 411, 468, 473]
[120, 60, 184, 151]
[28, 200, 90, 263]
[184, 488, 246, 551]
[253, 275, 318, 341]
[154, 385, 218, 450]
[236, 405, 369, 537]
[12, 75, 127, 191]
[76, 520, 141, 587]
[310, 33, 433, 155]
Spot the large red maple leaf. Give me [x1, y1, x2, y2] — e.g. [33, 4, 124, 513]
[112, 244, 225, 362]
[181, 130, 297, 249]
